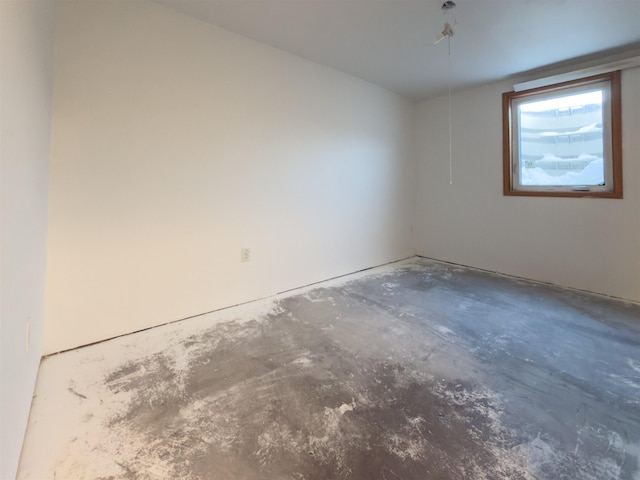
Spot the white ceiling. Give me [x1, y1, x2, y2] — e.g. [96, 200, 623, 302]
[154, 0, 640, 100]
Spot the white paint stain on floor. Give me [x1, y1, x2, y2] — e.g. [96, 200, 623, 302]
[18, 298, 278, 480]
[16, 260, 640, 480]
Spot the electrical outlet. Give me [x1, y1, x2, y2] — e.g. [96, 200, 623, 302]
[241, 248, 251, 262]
[25, 317, 31, 353]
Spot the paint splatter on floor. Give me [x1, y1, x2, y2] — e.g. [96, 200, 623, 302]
[18, 259, 640, 479]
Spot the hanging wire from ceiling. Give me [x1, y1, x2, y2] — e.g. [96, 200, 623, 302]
[434, 1, 456, 185]
[448, 34, 453, 185]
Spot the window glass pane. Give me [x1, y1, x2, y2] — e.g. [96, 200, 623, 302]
[517, 90, 604, 186]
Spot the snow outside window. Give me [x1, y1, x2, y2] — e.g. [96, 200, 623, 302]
[502, 71, 622, 198]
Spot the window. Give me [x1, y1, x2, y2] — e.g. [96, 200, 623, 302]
[502, 71, 622, 198]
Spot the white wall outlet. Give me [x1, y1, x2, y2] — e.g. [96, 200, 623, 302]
[25, 317, 31, 353]
[241, 248, 251, 262]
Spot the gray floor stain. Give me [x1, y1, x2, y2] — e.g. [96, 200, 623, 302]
[22, 260, 640, 479]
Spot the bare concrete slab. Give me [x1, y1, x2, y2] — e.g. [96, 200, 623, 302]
[17, 259, 640, 479]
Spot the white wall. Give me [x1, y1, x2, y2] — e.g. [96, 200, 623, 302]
[45, 0, 415, 354]
[414, 68, 640, 302]
[0, 0, 55, 478]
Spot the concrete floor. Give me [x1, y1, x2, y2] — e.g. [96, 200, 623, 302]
[17, 259, 640, 480]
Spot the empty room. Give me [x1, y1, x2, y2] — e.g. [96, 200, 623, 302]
[2, 0, 640, 479]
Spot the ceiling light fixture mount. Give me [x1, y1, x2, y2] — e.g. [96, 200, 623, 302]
[434, 22, 455, 45]
[434, 1, 456, 44]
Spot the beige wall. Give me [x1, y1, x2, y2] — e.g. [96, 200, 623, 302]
[0, 0, 55, 477]
[44, 0, 415, 354]
[414, 68, 640, 302]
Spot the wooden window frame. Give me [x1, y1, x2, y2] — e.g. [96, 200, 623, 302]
[502, 71, 622, 198]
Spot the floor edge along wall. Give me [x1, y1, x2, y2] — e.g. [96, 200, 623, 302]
[45, 254, 640, 359]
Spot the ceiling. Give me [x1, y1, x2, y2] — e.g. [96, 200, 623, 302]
[154, 0, 640, 100]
